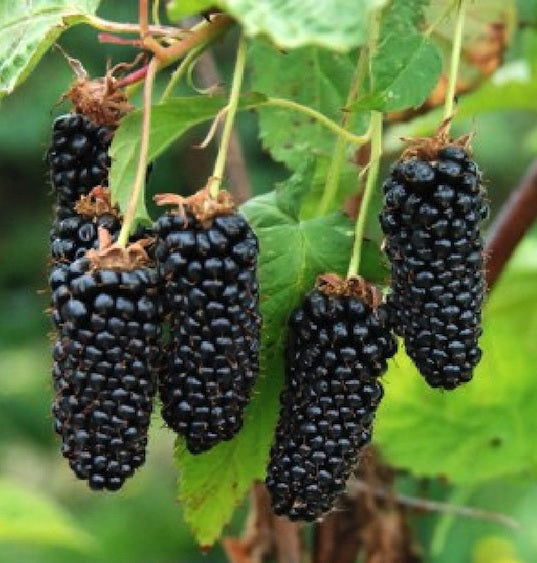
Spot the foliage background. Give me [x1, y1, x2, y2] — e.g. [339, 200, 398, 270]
[1, 1, 537, 561]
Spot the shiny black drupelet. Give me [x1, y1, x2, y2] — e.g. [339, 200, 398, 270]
[380, 145, 488, 389]
[48, 114, 113, 209]
[266, 288, 397, 521]
[50, 258, 162, 490]
[50, 212, 121, 263]
[155, 210, 261, 454]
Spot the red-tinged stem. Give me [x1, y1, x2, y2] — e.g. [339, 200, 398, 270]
[485, 158, 537, 289]
[117, 16, 233, 89]
[117, 65, 149, 87]
[98, 33, 144, 47]
[139, 0, 149, 37]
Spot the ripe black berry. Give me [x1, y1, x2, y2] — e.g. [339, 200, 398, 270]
[48, 114, 113, 208]
[154, 191, 261, 454]
[50, 257, 162, 490]
[265, 276, 397, 522]
[380, 143, 488, 389]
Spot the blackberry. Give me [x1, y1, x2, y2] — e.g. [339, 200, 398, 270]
[380, 143, 488, 389]
[154, 190, 261, 454]
[48, 113, 113, 208]
[266, 276, 397, 522]
[50, 211, 121, 263]
[49, 253, 162, 490]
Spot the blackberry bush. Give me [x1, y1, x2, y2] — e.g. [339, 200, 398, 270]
[380, 142, 488, 389]
[266, 275, 397, 521]
[49, 246, 162, 491]
[154, 190, 261, 454]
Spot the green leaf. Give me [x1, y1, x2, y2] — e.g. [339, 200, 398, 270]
[109, 93, 266, 229]
[250, 40, 369, 170]
[0, 479, 94, 551]
[166, 0, 215, 21]
[216, 0, 388, 50]
[273, 157, 316, 220]
[175, 167, 386, 546]
[375, 255, 537, 485]
[0, 0, 101, 98]
[355, 34, 442, 112]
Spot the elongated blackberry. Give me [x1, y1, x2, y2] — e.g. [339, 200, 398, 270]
[380, 142, 488, 389]
[48, 113, 113, 208]
[49, 249, 162, 491]
[154, 190, 261, 454]
[266, 275, 397, 522]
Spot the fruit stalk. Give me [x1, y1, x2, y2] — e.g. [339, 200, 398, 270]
[443, 0, 468, 120]
[117, 57, 157, 246]
[207, 32, 248, 198]
[347, 111, 383, 278]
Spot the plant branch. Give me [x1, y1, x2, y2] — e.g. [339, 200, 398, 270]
[443, 0, 468, 119]
[207, 32, 248, 198]
[117, 57, 158, 246]
[262, 98, 370, 146]
[348, 480, 520, 530]
[318, 47, 370, 216]
[485, 158, 537, 289]
[117, 16, 233, 88]
[84, 14, 185, 37]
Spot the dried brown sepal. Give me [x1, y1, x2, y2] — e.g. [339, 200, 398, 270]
[74, 186, 119, 218]
[86, 227, 150, 271]
[317, 273, 382, 309]
[154, 186, 236, 226]
[400, 118, 474, 162]
[64, 60, 133, 127]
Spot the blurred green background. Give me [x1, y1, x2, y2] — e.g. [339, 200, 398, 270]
[1, 2, 537, 562]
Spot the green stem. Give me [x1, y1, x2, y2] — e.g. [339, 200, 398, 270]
[117, 58, 158, 247]
[207, 32, 248, 197]
[347, 111, 383, 277]
[262, 97, 370, 146]
[318, 48, 369, 216]
[443, 0, 468, 119]
[160, 44, 205, 102]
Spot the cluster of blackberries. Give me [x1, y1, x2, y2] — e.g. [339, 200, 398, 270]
[46, 105, 262, 488]
[380, 145, 487, 389]
[50, 258, 162, 490]
[154, 207, 261, 454]
[266, 282, 397, 521]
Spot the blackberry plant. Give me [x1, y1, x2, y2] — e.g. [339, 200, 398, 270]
[266, 275, 397, 521]
[50, 242, 162, 490]
[380, 140, 488, 389]
[5, 0, 527, 550]
[154, 189, 261, 454]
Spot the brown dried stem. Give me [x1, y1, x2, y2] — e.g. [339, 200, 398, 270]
[222, 482, 302, 563]
[485, 158, 537, 289]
